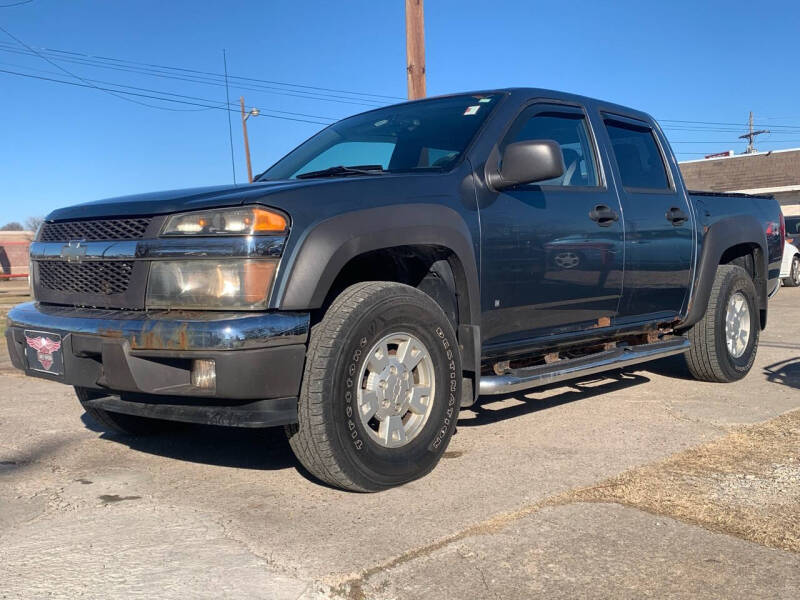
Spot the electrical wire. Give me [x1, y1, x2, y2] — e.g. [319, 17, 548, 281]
[0, 68, 332, 124]
[0, 42, 396, 106]
[0, 58, 339, 120]
[0, 25, 224, 111]
[0, 43, 386, 108]
[39, 44, 405, 101]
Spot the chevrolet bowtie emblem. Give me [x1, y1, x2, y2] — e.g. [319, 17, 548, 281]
[60, 240, 87, 263]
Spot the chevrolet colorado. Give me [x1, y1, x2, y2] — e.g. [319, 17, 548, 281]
[6, 89, 785, 491]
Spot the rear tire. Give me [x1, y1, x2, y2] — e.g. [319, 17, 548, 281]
[783, 255, 800, 287]
[286, 282, 461, 492]
[683, 265, 760, 383]
[76, 387, 176, 435]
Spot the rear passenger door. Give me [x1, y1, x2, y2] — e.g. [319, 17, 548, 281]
[601, 114, 694, 323]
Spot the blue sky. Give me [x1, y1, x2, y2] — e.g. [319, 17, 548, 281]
[2, 0, 800, 226]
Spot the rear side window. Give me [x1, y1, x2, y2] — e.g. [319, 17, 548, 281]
[505, 108, 599, 187]
[605, 119, 670, 190]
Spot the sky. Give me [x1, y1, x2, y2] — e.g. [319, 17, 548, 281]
[2, 0, 800, 226]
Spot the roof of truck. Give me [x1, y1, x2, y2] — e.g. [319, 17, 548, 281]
[391, 87, 656, 124]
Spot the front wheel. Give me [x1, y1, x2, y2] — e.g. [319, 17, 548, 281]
[286, 282, 461, 492]
[683, 265, 760, 383]
[783, 255, 800, 287]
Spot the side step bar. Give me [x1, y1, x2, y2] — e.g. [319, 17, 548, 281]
[479, 337, 690, 396]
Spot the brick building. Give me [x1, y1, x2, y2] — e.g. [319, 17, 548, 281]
[679, 148, 800, 216]
[0, 231, 33, 279]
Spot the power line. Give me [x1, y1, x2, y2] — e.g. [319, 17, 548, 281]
[223, 50, 236, 185]
[0, 43, 386, 108]
[0, 68, 332, 124]
[0, 0, 34, 7]
[0, 59, 339, 120]
[0, 25, 222, 112]
[0, 41, 402, 103]
[40, 43, 404, 100]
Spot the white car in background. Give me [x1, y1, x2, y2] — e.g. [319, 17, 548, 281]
[782, 215, 800, 287]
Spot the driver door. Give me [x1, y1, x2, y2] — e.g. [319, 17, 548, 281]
[478, 103, 624, 349]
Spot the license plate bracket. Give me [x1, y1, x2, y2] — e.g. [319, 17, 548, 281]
[23, 330, 65, 376]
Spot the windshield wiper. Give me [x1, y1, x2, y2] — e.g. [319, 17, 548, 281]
[295, 165, 386, 179]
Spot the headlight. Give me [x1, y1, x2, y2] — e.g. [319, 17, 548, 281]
[146, 259, 278, 309]
[162, 206, 288, 236]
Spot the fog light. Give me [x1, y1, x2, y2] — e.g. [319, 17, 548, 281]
[191, 359, 216, 390]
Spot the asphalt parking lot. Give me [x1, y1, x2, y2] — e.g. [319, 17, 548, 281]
[1, 287, 798, 599]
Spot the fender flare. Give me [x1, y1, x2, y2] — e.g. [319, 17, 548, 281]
[274, 204, 481, 329]
[681, 215, 768, 329]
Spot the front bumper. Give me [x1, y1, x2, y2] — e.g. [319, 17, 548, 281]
[6, 302, 310, 427]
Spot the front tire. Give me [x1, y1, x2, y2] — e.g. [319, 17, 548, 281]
[783, 255, 800, 287]
[683, 265, 760, 383]
[286, 282, 461, 492]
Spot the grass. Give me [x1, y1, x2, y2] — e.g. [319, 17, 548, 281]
[571, 409, 800, 552]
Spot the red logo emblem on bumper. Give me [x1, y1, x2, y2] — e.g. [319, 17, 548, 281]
[25, 335, 61, 370]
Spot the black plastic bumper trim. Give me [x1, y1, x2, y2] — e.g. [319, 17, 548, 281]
[84, 395, 298, 428]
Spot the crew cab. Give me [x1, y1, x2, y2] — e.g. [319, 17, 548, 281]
[6, 89, 784, 491]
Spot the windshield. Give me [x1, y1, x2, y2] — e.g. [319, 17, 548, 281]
[259, 93, 503, 180]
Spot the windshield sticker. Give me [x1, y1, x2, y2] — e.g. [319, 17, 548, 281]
[478, 98, 492, 103]
[463, 105, 480, 116]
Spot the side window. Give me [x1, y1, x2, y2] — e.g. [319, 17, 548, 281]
[505, 109, 599, 187]
[605, 119, 670, 190]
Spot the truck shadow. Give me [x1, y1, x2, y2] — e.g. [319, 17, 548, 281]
[87, 416, 298, 471]
[634, 354, 696, 381]
[763, 357, 800, 390]
[84, 372, 652, 474]
[461, 371, 650, 427]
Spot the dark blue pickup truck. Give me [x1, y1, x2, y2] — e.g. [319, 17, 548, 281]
[6, 89, 785, 491]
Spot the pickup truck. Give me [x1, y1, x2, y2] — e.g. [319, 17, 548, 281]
[6, 88, 785, 491]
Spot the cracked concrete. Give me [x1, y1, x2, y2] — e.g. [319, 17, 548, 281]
[1, 290, 798, 598]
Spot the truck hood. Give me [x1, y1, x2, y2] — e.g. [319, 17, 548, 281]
[45, 180, 329, 221]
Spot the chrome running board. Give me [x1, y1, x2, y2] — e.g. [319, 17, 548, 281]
[479, 337, 690, 396]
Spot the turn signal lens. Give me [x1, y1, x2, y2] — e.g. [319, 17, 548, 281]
[253, 208, 288, 233]
[162, 206, 288, 236]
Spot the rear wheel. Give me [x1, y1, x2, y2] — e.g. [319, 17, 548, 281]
[683, 265, 760, 383]
[76, 387, 175, 435]
[286, 281, 461, 492]
[783, 255, 800, 287]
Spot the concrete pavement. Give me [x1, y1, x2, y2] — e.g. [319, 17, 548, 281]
[1, 291, 798, 599]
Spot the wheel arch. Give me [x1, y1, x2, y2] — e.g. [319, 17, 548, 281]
[273, 204, 481, 374]
[681, 216, 769, 331]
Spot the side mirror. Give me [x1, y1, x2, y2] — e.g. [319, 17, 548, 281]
[495, 140, 565, 190]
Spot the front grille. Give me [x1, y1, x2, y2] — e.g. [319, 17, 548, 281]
[38, 261, 133, 296]
[40, 217, 152, 242]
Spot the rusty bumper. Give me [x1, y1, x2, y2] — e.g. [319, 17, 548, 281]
[5, 302, 310, 405]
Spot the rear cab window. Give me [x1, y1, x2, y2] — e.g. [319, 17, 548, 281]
[604, 117, 671, 191]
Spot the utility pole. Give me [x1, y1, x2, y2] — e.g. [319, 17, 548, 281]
[739, 111, 769, 154]
[405, 0, 426, 99]
[240, 96, 259, 183]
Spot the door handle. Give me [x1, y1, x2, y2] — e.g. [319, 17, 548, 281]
[666, 206, 688, 226]
[589, 204, 619, 227]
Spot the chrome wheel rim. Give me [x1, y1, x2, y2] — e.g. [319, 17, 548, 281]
[794, 259, 800, 285]
[356, 332, 435, 448]
[725, 292, 751, 359]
